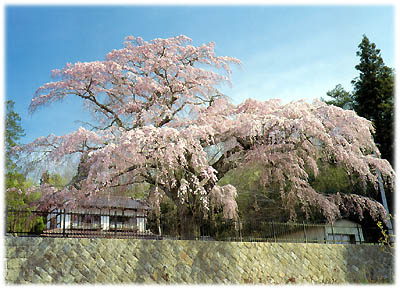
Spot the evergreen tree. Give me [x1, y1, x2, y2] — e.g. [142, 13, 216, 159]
[5, 99, 27, 197]
[5, 100, 45, 233]
[40, 170, 67, 188]
[323, 35, 394, 166]
[323, 84, 354, 110]
[5, 99, 30, 208]
[5, 100, 25, 172]
[351, 35, 395, 166]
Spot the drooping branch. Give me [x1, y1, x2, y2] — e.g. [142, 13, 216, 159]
[16, 35, 394, 228]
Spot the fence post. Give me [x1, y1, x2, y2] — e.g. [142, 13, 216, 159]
[238, 217, 242, 242]
[5, 207, 8, 233]
[356, 224, 362, 244]
[114, 210, 117, 237]
[272, 221, 277, 242]
[13, 210, 17, 233]
[62, 209, 66, 237]
[158, 213, 162, 236]
[331, 223, 335, 244]
[303, 221, 307, 243]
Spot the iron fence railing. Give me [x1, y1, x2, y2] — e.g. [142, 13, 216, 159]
[5, 208, 390, 244]
[6, 208, 157, 239]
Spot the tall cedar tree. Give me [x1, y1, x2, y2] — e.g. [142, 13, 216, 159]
[351, 35, 395, 166]
[325, 84, 354, 110]
[5, 100, 25, 172]
[5, 99, 28, 200]
[323, 36, 395, 215]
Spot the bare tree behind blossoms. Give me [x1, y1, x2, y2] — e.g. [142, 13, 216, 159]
[12, 35, 394, 237]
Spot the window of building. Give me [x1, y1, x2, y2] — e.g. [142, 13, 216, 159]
[327, 233, 356, 244]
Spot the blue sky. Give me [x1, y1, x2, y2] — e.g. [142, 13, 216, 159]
[5, 5, 395, 144]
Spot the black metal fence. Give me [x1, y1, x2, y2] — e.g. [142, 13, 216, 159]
[6, 208, 158, 239]
[5, 208, 389, 244]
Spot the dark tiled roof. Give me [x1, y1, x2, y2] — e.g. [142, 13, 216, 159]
[81, 195, 150, 210]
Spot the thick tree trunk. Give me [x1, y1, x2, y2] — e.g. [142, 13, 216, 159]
[178, 208, 200, 239]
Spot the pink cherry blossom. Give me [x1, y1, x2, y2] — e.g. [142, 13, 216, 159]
[14, 35, 394, 229]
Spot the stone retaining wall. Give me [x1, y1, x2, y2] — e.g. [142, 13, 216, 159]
[4, 236, 393, 284]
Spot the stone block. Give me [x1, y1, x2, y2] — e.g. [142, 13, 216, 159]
[6, 246, 17, 258]
[7, 258, 22, 269]
[5, 268, 20, 282]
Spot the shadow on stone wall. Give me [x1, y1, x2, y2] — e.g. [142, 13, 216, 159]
[342, 244, 394, 284]
[5, 236, 395, 285]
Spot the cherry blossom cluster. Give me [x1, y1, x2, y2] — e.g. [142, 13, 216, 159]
[14, 35, 394, 225]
